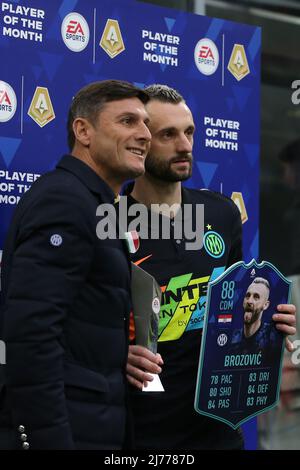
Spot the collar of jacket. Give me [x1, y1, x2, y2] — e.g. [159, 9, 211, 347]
[57, 154, 116, 203]
[123, 182, 192, 205]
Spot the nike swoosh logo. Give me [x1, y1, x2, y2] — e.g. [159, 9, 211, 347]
[134, 254, 166, 292]
[134, 254, 153, 266]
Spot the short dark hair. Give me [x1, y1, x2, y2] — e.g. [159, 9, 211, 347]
[144, 84, 184, 104]
[67, 79, 149, 150]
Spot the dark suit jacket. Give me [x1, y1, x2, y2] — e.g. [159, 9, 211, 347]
[0, 155, 132, 449]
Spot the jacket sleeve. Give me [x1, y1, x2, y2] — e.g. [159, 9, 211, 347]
[2, 187, 95, 449]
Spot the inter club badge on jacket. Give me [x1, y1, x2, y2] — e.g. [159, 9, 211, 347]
[194, 259, 291, 429]
[125, 230, 140, 254]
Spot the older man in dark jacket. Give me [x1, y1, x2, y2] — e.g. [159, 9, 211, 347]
[0, 80, 151, 449]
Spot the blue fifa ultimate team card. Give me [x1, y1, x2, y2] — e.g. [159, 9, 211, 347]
[194, 259, 292, 428]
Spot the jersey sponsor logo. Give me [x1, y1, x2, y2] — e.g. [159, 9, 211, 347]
[227, 44, 250, 81]
[28, 86, 55, 127]
[0, 80, 17, 122]
[203, 231, 225, 258]
[194, 38, 219, 76]
[157, 267, 225, 341]
[100, 19, 125, 58]
[61, 12, 90, 52]
[159, 273, 208, 341]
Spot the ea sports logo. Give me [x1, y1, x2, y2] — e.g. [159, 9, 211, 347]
[194, 38, 219, 76]
[61, 12, 90, 52]
[0, 80, 17, 122]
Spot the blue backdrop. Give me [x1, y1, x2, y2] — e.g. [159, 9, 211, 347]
[0, 0, 261, 449]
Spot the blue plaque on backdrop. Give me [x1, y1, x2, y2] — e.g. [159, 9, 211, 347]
[194, 259, 291, 428]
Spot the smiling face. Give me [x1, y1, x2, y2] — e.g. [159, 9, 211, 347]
[74, 97, 151, 190]
[144, 100, 195, 182]
[91, 97, 151, 182]
[243, 282, 270, 325]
